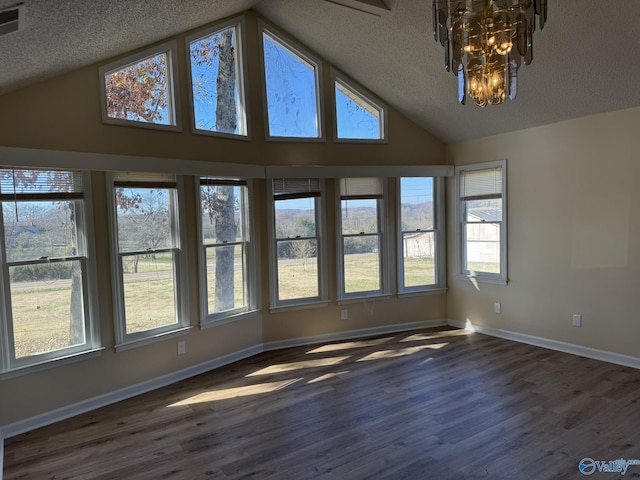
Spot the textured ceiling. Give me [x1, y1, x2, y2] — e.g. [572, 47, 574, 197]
[0, 0, 638, 144]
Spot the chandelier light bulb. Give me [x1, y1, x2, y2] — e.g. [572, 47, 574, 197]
[433, 0, 547, 107]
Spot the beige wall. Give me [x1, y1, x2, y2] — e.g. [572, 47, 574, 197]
[0, 11, 446, 427]
[447, 106, 640, 357]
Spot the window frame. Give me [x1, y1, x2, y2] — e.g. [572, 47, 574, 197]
[267, 178, 328, 309]
[337, 177, 390, 301]
[0, 168, 100, 374]
[185, 16, 250, 140]
[331, 69, 387, 143]
[455, 160, 508, 284]
[98, 40, 182, 132]
[196, 177, 256, 325]
[396, 176, 446, 294]
[258, 20, 325, 142]
[107, 172, 190, 350]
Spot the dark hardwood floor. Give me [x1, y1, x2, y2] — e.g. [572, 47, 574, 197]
[5, 327, 640, 479]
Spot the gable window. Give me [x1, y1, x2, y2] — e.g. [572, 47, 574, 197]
[456, 161, 507, 284]
[187, 19, 248, 137]
[269, 178, 326, 308]
[398, 177, 445, 293]
[198, 178, 254, 323]
[99, 41, 180, 130]
[334, 75, 386, 141]
[0, 168, 99, 372]
[108, 172, 189, 348]
[338, 177, 388, 299]
[260, 24, 323, 140]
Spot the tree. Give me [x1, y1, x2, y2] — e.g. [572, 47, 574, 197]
[106, 30, 239, 312]
[0, 169, 86, 347]
[115, 188, 170, 273]
[201, 185, 237, 312]
[105, 54, 169, 123]
[199, 29, 239, 313]
[1, 30, 240, 353]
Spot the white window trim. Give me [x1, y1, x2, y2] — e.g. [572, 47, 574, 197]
[185, 16, 250, 140]
[98, 40, 182, 132]
[0, 169, 101, 374]
[267, 179, 328, 309]
[195, 177, 257, 326]
[107, 172, 190, 349]
[258, 19, 326, 143]
[455, 160, 508, 285]
[336, 177, 390, 301]
[331, 68, 388, 144]
[396, 176, 446, 294]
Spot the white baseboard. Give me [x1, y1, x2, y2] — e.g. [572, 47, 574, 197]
[263, 319, 449, 351]
[448, 319, 640, 369]
[0, 345, 263, 440]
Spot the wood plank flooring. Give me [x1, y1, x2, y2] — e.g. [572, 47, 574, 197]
[6, 327, 640, 479]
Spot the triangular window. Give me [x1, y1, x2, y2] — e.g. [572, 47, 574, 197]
[334, 76, 385, 141]
[100, 41, 179, 130]
[188, 19, 248, 137]
[261, 25, 323, 139]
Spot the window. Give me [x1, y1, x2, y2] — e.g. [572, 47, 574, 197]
[398, 177, 445, 292]
[0, 168, 98, 372]
[108, 172, 189, 347]
[338, 177, 388, 299]
[456, 161, 507, 283]
[198, 178, 254, 322]
[269, 178, 326, 307]
[99, 41, 180, 130]
[334, 75, 386, 141]
[187, 19, 248, 137]
[260, 24, 323, 139]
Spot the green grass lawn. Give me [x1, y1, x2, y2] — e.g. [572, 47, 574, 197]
[11, 253, 437, 359]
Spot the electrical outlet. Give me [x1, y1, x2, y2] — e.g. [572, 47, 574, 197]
[177, 340, 186, 355]
[494, 302, 501, 314]
[572, 314, 582, 327]
[341, 309, 348, 321]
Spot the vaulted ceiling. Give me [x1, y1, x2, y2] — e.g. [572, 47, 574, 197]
[0, 0, 638, 144]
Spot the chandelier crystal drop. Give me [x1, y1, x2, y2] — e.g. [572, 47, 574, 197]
[433, 0, 547, 107]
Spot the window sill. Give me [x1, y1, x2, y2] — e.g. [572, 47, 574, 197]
[269, 301, 329, 313]
[200, 310, 259, 329]
[397, 288, 448, 298]
[114, 326, 192, 352]
[455, 274, 508, 286]
[337, 294, 391, 305]
[0, 347, 105, 381]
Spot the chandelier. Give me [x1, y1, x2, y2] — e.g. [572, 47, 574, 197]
[433, 0, 547, 107]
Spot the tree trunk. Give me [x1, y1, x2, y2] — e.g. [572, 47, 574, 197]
[215, 30, 236, 134]
[68, 202, 85, 345]
[214, 30, 238, 312]
[214, 187, 237, 312]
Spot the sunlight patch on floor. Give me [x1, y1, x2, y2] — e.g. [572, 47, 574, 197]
[400, 330, 469, 342]
[306, 338, 392, 354]
[168, 379, 301, 407]
[246, 356, 351, 376]
[307, 371, 350, 384]
[357, 344, 444, 361]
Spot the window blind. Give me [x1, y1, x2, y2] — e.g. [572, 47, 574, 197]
[273, 178, 321, 199]
[340, 177, 383, 199]
[0, 168, 83, 200]
[200, 178, 247, 187]
[460, 167, 502, 200]
[113, 171, 176, 189]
